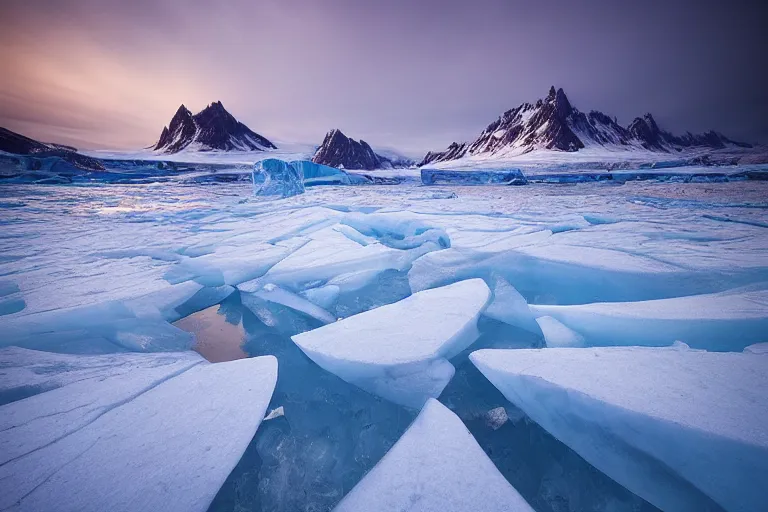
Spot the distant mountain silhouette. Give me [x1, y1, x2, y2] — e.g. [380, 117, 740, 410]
[0, 126, 104, 170]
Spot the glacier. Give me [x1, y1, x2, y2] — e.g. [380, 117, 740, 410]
[1, 171, 767, 512]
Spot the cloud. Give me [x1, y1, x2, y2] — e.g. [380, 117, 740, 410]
[1, 0, 766, 152]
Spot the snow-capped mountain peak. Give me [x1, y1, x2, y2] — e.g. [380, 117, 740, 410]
[312, 129, 401, 170]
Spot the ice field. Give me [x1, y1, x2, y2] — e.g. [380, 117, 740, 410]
[1, 173, 767, 511]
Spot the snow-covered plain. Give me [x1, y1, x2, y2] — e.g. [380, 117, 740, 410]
[1, 172, 767, 512]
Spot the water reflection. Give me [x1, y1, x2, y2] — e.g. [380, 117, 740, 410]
[174, 293, 247, 363]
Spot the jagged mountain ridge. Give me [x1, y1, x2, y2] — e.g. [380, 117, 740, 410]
[154, 102, 276, 153]
[312, 129, 402, 170]
[420, 87, 752, 166]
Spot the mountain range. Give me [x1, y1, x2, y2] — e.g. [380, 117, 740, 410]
[2, 89, 762, 171]
[420, 86, 752, 166]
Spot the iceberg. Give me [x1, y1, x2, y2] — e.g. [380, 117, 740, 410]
[252, 158, 305, 197]
[292, 279, 491, 408]
[471, 346, 768, 512]
[0, 349, 278, 512]
[252, 159, 373, 196]
[529, 286, 768, 351]
[335, 399, 534, 512]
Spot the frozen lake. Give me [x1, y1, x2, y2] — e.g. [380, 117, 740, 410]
[1, 178, 767, 512]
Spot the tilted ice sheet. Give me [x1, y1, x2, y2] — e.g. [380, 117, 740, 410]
[335, 399, 534, 512]
[247, 283, 336, 324]
[256, 221, 440, 292]
[530, 286, 768, 351]
[0, 348, 204, 463]
[0, 352, 278, 512]
[483, 275, 541, 334]
[471, 346, 768, 512]
[292, 279, 491, 408]
[535, 315, 585, 347]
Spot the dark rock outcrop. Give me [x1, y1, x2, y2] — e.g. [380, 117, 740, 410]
[154, 102, 276, 153]
[420, 86, 752, 165]
[0, 127, 104, 170]
[312, 129, 391, 170]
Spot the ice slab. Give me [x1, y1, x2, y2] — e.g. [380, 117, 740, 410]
[0, 351, 278, 512]
[334, 399, 534, 512]
[0, 348, 204, 462]
[530, 287, 768, 351]
[0, 280, 239, 354]
[471, 347, 768, 512]
[249, 283, 336, 324]
[292, 279, 491, 408]
[165, 243, 290, 287]
[409, 236, 764, 306]
[0, 347, 200, 406]
[252, 158, 305, 197]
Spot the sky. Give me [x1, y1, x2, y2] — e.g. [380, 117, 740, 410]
[0, 0, 766, 157]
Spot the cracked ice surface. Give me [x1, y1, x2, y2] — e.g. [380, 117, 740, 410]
[0, 179, 767, 512]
